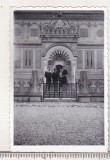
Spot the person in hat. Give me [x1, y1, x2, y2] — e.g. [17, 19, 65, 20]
[61, 66, 68, 84]
[52, 68, 59, 84]
[52, 68, 59, 91]
[45, 66, 52, 90]
[59, 66, 68, 87]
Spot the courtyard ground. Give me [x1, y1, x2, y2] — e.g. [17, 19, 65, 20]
[14, 102, 104, 145]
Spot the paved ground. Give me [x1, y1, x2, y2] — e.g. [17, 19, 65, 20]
[14, 102, 104, 145]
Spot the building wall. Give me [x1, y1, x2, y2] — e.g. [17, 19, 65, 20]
[14, 13, 104, 82]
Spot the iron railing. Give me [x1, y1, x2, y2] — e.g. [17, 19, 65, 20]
[43, 82, 78, 99]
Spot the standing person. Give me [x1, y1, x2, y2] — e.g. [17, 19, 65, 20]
[52, 68, 59, 83]
[61, 66, 68, 85]
[52, 68, 59, 90]
[45, 66, 51, 90]
[59, 67, 63, 87]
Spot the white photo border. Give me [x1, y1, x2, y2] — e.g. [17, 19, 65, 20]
[10, 6, 108, 152]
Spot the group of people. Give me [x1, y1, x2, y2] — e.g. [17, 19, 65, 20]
[45, 65, 68, 90]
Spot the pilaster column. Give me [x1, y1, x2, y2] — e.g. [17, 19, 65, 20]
[73, 65, 76, 83]
[94, 50, 97, 69]
[82, 50, 85, 70]
[102, 49, 104, 69]
[21, 49, 23, 69]
[71, 61, 76, 83]
[23, 22, 29, 41]
[43, 60, 48, 83]
[33, 50, 36, 69]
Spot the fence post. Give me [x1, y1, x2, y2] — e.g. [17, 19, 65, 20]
[59, 82, 60, 99]
[42, 82, 44, 100]
[76, 82, 78, 102]
[53, 83, 56, 98]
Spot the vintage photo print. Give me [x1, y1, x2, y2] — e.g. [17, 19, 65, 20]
[10, 7, 108, 152]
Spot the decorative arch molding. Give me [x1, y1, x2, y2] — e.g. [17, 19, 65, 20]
[42, 43, 77, 57]
[29, 23, 40, 28]
[49, 50, 70, 61]
[15, 22, 23, 26]
[95, 23, 104, 27]
[79, 23, 89, 28]
[41, 19, 78, 35]
[44, 45, 74, 61]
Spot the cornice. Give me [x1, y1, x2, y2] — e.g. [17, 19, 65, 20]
[77, 44, 104, 49]
[14, 11, 104, 21]
[14, 43, 104, 48]
[14, 43, 42, 47]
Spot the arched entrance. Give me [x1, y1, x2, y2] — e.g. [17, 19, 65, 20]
[42, 45, 76, 83]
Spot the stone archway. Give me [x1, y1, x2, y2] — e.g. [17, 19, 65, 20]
[42, 45, 77, 83]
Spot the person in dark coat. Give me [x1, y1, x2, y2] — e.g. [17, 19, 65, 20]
[61, 66, 68, 85]
[52, 68, 59, 91]
[45, 67, 51, 90]
[52, 68, 59, 84]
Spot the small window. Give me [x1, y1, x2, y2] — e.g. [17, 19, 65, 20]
[77, 50, 83, 69]
[85, 50, 94, 69]
[80, 28, 88, 37]
[23, 50, 33, 68]
[30, 29, 38, 37]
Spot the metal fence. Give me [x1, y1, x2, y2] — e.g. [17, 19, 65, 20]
[43, 83, 78, 99]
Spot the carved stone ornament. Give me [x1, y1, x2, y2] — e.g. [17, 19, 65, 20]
[52, 19, 70, 29]
[41, 19, 79, 35]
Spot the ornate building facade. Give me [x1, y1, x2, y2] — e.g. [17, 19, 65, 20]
[14, 11, 104, 101]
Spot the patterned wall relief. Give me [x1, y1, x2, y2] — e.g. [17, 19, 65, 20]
[79, 79, 104, 95]
[14, 78, 104, 96]
[14, 79, 32, 94]
[14, 79, 21, 94]
[41, 19, 79, 36]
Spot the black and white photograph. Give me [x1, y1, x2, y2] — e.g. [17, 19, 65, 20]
[11, 8, 108, 152]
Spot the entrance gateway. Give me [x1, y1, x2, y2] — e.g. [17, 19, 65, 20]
[41, 19, 79, 100]
[42, 46, 78, 100]
[43, 45, 77, 83]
